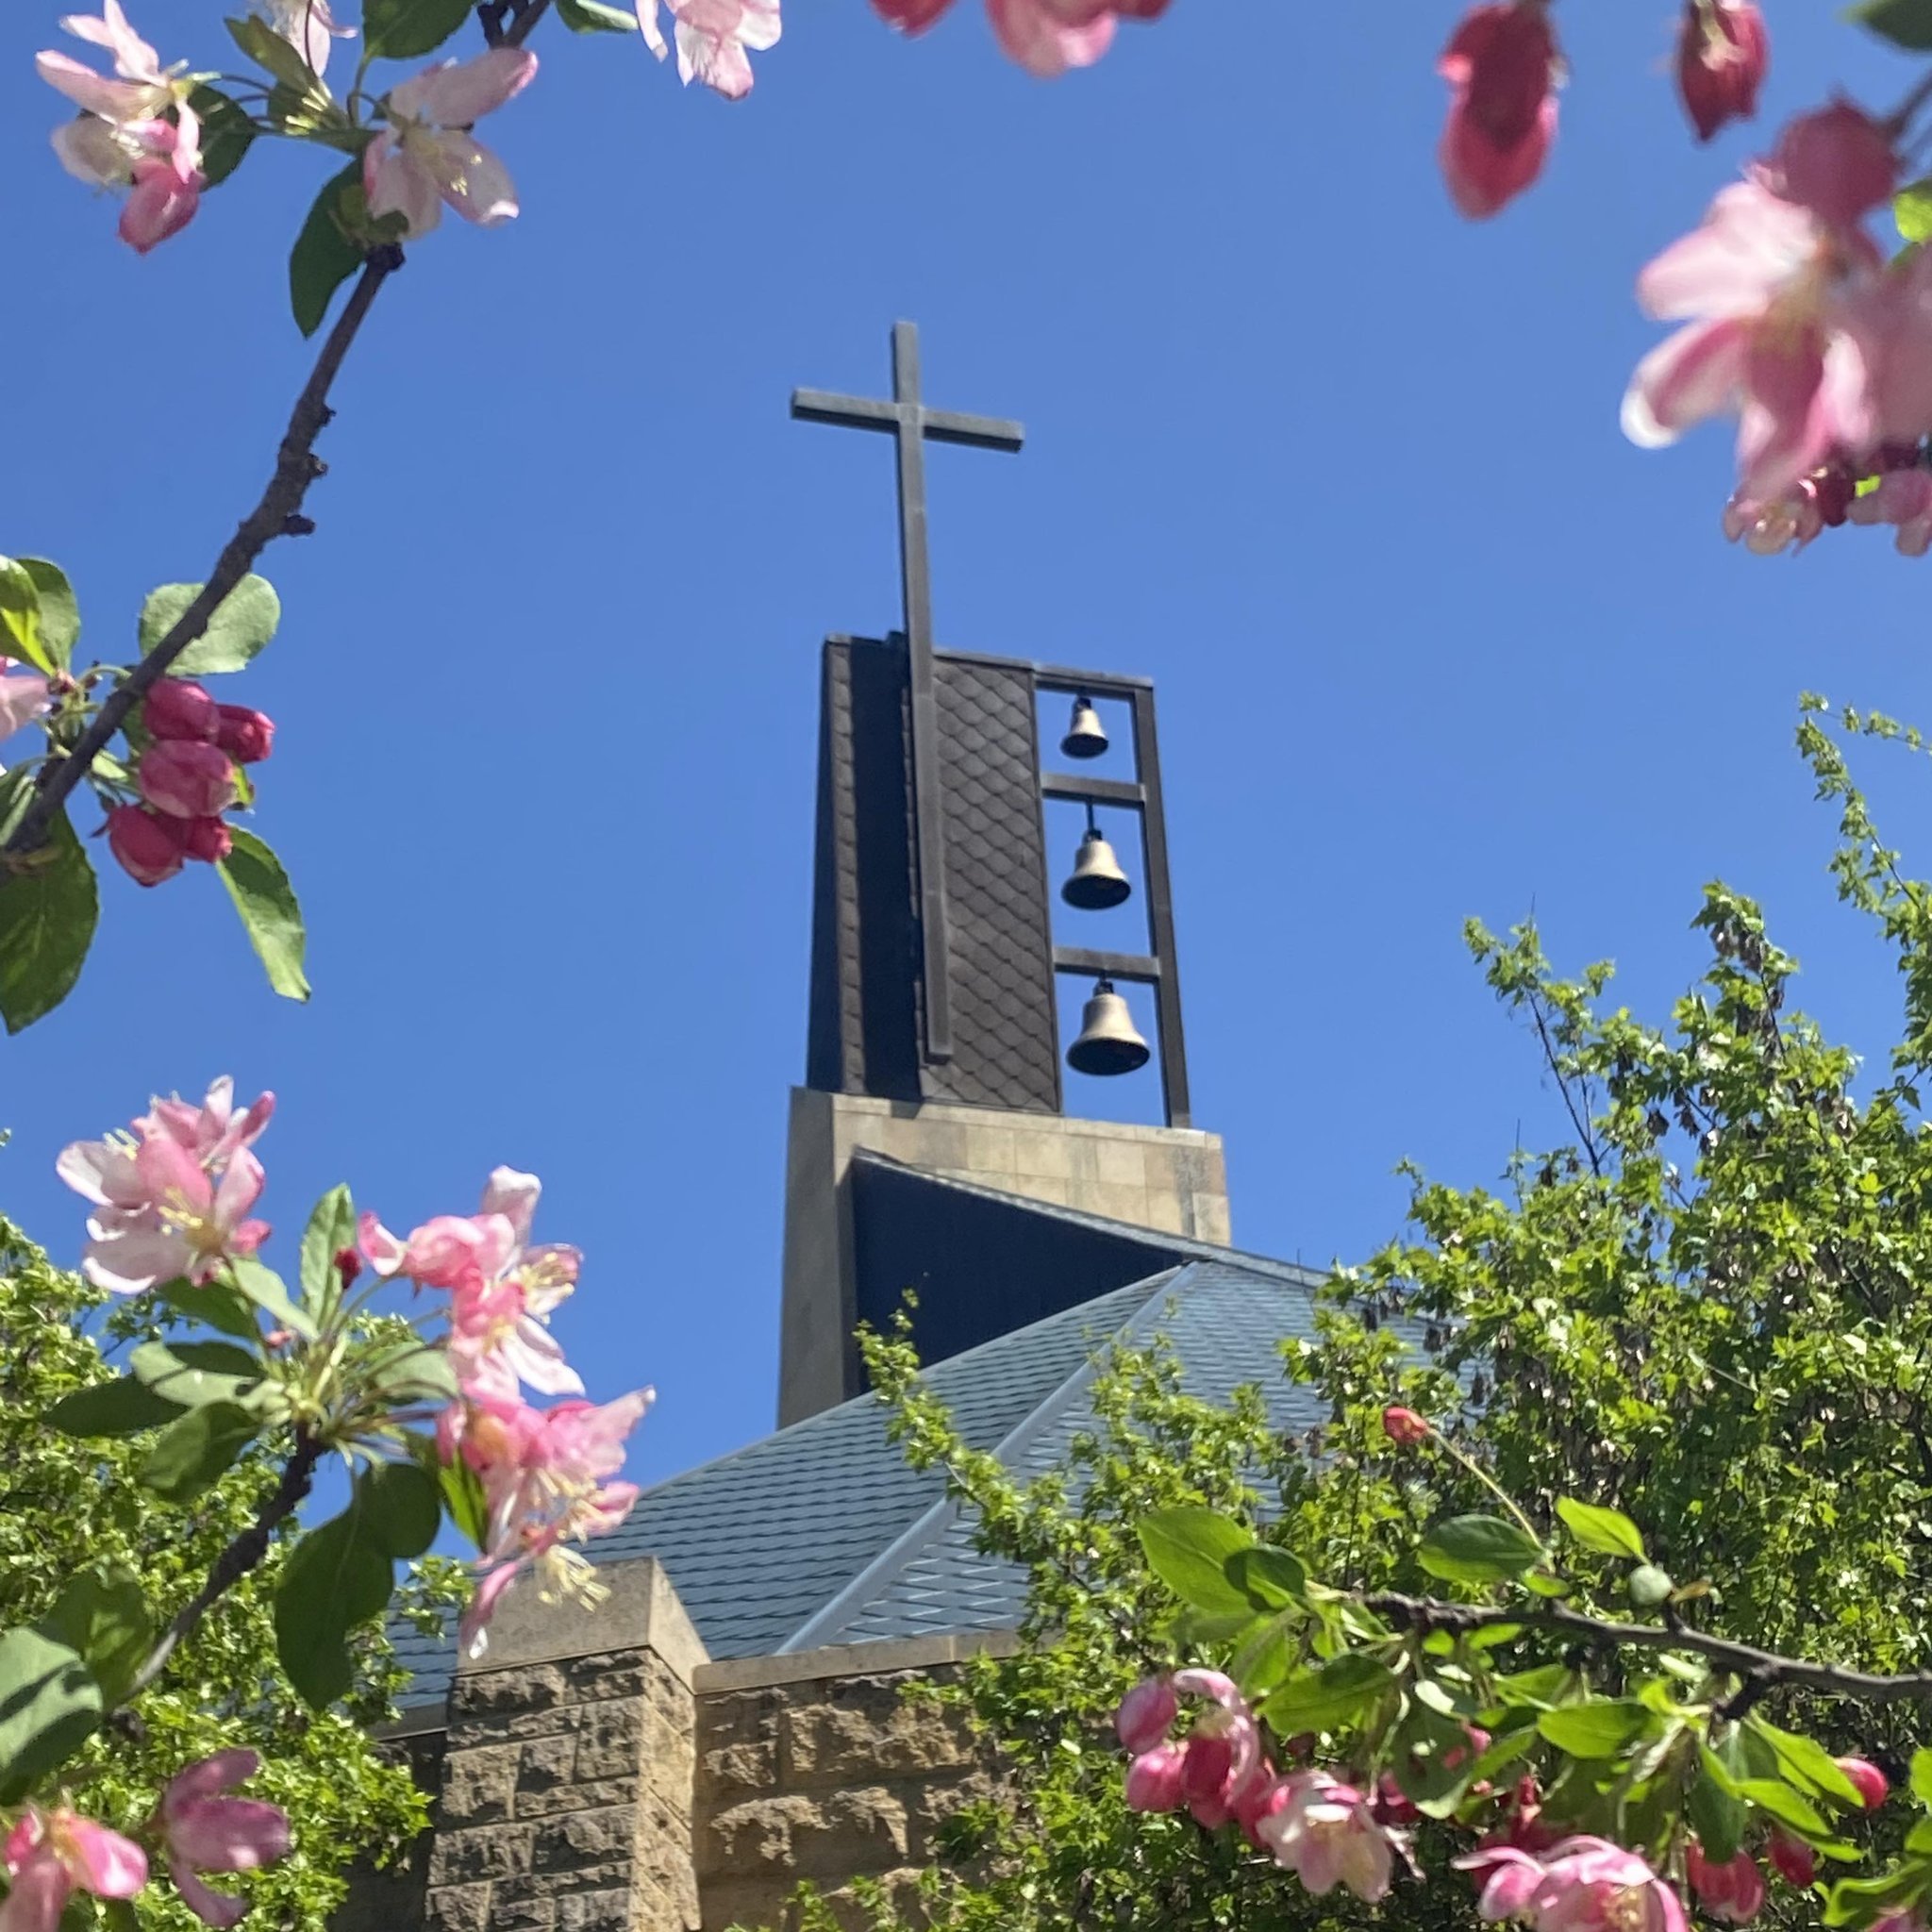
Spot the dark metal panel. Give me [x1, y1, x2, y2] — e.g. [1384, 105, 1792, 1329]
[1054, 945, 1164, 983]
[924, 656, 1060, 1112]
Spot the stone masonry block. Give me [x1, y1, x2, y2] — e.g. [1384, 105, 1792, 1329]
[698, 1740, 776, 1804]
[780, 1677, 974, 1783]
[517, 1776, 641, 1821]
[428, 1822, 536, 1888]
[520, 1731, 579, 1794]
[555, 1890, 632, 1932]
[532, 1803, 641, 1874]
[425, 1882, 493, 1932]
[1093, 1138, 1148, 1188]
[575, 1700, 646, 1782]
[454, 1663, 569, 1720]
[441, 1745, 520, 1827]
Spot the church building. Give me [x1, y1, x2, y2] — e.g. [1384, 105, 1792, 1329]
[351, 325, 1329, 1932]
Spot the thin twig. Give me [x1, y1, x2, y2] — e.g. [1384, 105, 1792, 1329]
[122, 1431, 324, 1704]
[5, 249, 404, 860]
[1364, 1591, 1932, 1707]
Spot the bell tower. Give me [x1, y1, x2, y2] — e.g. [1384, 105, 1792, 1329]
[777, 324, 1231, 1425]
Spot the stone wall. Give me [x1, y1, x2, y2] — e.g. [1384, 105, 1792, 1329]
[423, 1557, 708, 1932]
[692, 1634, 1011, 1932]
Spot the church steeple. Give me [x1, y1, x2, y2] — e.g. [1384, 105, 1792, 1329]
[777, 324, 1230, 1425]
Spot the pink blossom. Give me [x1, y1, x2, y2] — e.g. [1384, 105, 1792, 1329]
[144, 678, 219, 742]
[138, 738, 237, 819]
[1115, 1676, 1178, 1754]
[638, 0, 780, 99]
[866, 0, 1162, 74]
[1771, 102, 1897, 234]
[2, 1808, 146, 1932]
[443, 1387, 652, 1657]
[1847, 470, 1932, 554]
[106, 803, 189, 885]
[214, 705, 275, 764]
[1623, 179, 1887, 502]
[1124, 1740, 1186, 1811]
[37, 2, 175, 127]
[1676, 0, 1767, 144]
[0, 658, 51, 741]
[1168, 1668, 1264, 1828]
[159, 1750, 291, 1929]
[119, 106, 203, 253]
[1457, 1836, 1687, 1932]
[1256, 1771, 1399, 1904]
[365, 47, 536, 239]
[1236, 1763, 1293, 1847]
[58, 1076, 274, 1293]
[257, 0, 355, 78]
[1687, 1842, 1765, 1924]
[181, 816, 234, 864]
[1438, 4, 1559, 220]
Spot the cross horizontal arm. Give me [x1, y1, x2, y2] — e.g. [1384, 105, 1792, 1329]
[790, 390, 1025, 453]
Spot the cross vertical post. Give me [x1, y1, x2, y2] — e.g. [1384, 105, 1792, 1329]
[791, 322, 1025, 1070]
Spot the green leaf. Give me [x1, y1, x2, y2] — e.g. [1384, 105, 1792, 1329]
[1911, 1746, 1932, 1805]
[225, 15, 325, 91]
[16, 559, 77, 669]
[189, 86, 257, 187]
[139, 1400, 263, 1503]
[1749, 1716, 1864, 1807]
[365, 1341, 458, 1407]
[1737, 1778, 1830, 1835]
[1226, 1546, 1307, 1610]
[1555, 1497, 1647, 1561]
[290, 160, 366, 338]
[0, 558, 52, 675]
[440, 1457, 489, 1549]
[0, 809, 96, 1034]
[557, 0, 640, 25]
[0, 1627, 101, 1803]
[137, 574, 280, 675]
[37, 1566, 151, 1707]
[154, 1274, 261, 1344]
[1487, 1661, 1572, 1709]
[299, 1185, 356, 1322]
[45, 1376, 182, 1439]
[217, 828, 309, 1003]
[274, 1507, 395, 1709]
[1537, 1699, 1654, 1758]
[1137, 1508, 1257, 1617]
[360, 1462, 440, 1560]
[363, 0, 474, 58]
[1228, 1611, 1298, 1700]
[1690, 1749, 1751, 1863]
[1627, 1563, 1674, 1609]
[1849, 0, 1932, 50]
[1258, 1653, 1396, 1735]
[129, 1339, 262, 1411]
[227, 1257, 318, 1342]
[1418, 1513, 1546, 1585]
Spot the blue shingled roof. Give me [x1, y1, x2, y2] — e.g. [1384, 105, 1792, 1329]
[390, 1190, 1333, 1717]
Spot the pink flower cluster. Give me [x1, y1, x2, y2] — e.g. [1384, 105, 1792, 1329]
[58, 1075, 274, 1295]
[639, 0, 781, 99]
[365, 48, 539, 239]
[360, 1170, 651, 1656]
[869, 0, 1167, 81]
[1622, 102, 1932, 557]
[108, 678, 275, 888]
[1460, 1835, 1687, 1932]
[0, 1753, 288, 1932]
[37, 3, 205, 254]
[1115, 1672, 1401, 1902]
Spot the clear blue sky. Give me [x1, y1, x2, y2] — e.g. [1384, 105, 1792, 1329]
[3, 0, 1931, 1494]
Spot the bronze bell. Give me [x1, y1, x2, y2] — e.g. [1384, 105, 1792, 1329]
[1061, 827, 1132, 910]
[1060, 695, 1108, 760]
[1067, 978, 1151, 1076]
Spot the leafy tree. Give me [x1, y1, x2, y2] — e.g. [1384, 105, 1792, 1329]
[0, 1213, 460, 1928]
[816, 699, 1932, 1932]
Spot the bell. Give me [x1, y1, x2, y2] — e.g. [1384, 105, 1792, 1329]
[1066, 978, 1151, 1077]
[1060, 695, 1108, 761]
[1061, 827, 1132, 910]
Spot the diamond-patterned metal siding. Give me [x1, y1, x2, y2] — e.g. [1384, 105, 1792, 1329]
[924, 656, 1059, 1111]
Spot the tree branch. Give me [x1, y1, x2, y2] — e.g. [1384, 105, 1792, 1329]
[479, 0, 552, 46]
[122, 1430, 324, 1704]
[1364, 1590, 1932, 1707]
[5, 247, 404, 860]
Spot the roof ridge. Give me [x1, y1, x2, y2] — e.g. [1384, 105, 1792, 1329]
[775, 1264, 1192, 1652]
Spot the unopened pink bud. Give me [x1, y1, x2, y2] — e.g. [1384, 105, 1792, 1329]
[106, 805, 188, 886]
[1124, 1741, 1186, 1813]
[1115, 1676, 1178, 1756]
[1837, 1756, 1889, 1809]
[142, 677, 218, 742]
[1179, 1727, 1234, 1804]
[1237, 1772, 1292, 1847]
[334, 1245, 363, 1290]
[1768, 1828, 1817, 1889]
[1374, 1774, 1420, 1825]
[1772, 101, 1897, 231]
[137, 739, 238, 819]
[1689, 1842, 1767, 1924]
[213, 704, 275, 764]
[1675, 0, 1767, 143]
[179, 816, 232, 864]
[1382, 1405, 1431, 1445]
[1438, 3, 1559, 220]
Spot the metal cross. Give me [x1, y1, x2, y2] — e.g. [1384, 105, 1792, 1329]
[791, 322, 1025, 1068]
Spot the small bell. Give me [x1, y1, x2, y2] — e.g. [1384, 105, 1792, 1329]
[1061, 826, 1132, 911]
[1060, 694, 1108, 761]
[1066, 978, 1151, 1076]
